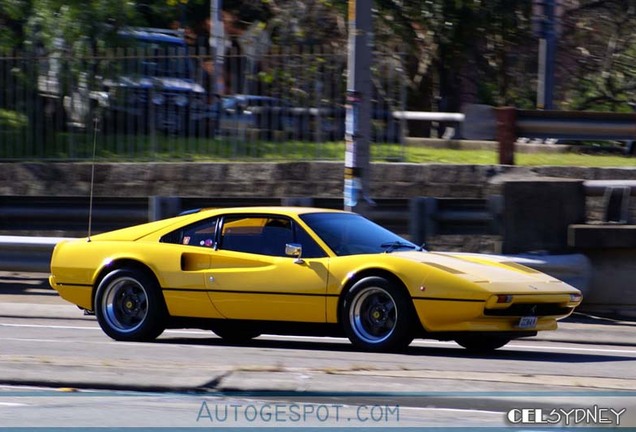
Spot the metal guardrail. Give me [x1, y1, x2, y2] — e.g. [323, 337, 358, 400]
[409, 196, 503, 245]
[0, 235, 69, 273]
[393, 111, 465, 122]
[0, 196, 413, 234]
[0, 196, 409, 273]
[496, 108, 636, 164]
[516, 110, 636, 141]
[394, 111, 464, 139]
[0, 190, 626, 276]
[0, 196, 148, 233]
[2, 194, 504, 240]
[0, 194, 600, 296]
[584, 180, 636, 196]
[0, 195, 503, 272]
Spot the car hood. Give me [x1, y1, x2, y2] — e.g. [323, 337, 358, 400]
[393, 250, 566, 285]
[104, 76, 205, 93]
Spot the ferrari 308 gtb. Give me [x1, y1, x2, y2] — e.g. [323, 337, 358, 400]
[49, 207, 582, 352]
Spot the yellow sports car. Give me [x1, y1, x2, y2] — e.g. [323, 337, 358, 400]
[49, 207, 582, 352]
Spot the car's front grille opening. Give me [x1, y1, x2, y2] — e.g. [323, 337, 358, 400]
[485, 303, 574, 316]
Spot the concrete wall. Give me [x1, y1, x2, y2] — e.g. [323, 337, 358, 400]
[3, 161, 636, 200]
[501, 179, 586, 254]
[577, 249, 636, 320]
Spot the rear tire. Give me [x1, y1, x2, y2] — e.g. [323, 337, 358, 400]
[95, 269, 166, 341]
[341, 276, 415, 352]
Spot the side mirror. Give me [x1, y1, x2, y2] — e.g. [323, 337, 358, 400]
[285, 243, 304, 264]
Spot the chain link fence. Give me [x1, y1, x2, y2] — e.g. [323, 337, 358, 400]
[0, 37, 406, 162]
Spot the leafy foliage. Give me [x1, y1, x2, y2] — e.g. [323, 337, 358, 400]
[559, 0, 636, 111]
[2, 0, 636, 113]
[0, 108, 28, 129]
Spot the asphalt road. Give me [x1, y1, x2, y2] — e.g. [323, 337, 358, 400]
[1, 272, 635, 429]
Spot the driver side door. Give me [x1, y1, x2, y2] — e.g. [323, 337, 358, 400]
[205, 214, 330, 322]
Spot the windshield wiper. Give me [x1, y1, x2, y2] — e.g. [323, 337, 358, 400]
[381, 241, 422, 253]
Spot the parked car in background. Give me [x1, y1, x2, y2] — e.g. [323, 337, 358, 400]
[100, 28, 215, 135]
[216, 94, 297, 139]
[39, 28, 215, 135]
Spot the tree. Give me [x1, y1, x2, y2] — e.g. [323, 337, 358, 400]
[558, 0, 636, 111]
[4, 0, 635, 117]
[0, 0, 31, 49]
[376, 1, 538, 113]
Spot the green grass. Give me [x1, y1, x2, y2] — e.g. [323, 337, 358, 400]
[403, 147, 636, 167]
[1, 131, 634, 167]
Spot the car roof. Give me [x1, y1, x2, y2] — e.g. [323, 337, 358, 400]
[89, 207, 351, 242]
[195, 206, 347, 217]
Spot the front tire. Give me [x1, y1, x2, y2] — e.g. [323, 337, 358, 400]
[94, 269, 166, 341]
[341, 276, 415, 352]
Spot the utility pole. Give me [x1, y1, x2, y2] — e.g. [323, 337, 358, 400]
[535, 0, 556, 110]
[210, 0, 225, 96]
[344, 0, 373, 214]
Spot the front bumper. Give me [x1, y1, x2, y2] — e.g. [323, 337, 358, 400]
[413, 293, 581, 333]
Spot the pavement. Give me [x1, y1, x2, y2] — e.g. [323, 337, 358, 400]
[1, 271, 635, 396]
[2, 272, 636, 429]
[1, 299, 635, 347]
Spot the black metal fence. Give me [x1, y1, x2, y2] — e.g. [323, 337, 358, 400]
[0, 41, 406, 161]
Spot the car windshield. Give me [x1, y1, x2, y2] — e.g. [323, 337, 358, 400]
[300, 212, 421, 256]
[122, 40, 192, 79]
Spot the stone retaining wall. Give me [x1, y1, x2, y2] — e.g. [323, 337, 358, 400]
[3, 162, 636, 201]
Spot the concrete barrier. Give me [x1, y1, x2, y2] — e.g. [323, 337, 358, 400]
[506, 253, 592, 296]
[0, 235, 72, 273]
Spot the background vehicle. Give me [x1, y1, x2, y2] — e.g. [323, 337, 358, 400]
[100, 29, 214, 135]
[39, 28, 215, 135]
[216, 95, 297, 139]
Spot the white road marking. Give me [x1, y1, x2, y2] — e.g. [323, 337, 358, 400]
[403, 406, 503, 415]
[1, 321, 635, 356]
[0, 323, 98, 331]
[0, 402, 27, 407]
[505, 342, 636, 355]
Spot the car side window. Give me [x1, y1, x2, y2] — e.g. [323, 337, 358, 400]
[160, 217, 218, 248]
[220, 216, 290, 256]
[219, 215, 326, 258]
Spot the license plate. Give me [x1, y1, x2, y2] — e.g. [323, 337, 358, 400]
[518, 316, 538, 329]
